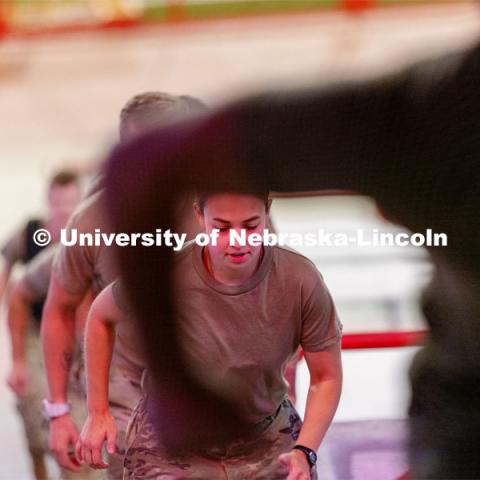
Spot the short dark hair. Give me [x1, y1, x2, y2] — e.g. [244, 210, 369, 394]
[48, 170, 79, 189]
[119, 91, 207, 142]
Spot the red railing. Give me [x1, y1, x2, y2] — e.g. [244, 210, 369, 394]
[342, 330, 426, 350]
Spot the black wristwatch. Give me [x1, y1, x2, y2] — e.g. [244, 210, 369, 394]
[292, 445, 317, 468]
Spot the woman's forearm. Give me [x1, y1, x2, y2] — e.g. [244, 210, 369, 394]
[296, 377, 342, 451]
[85, 316, 115, 415]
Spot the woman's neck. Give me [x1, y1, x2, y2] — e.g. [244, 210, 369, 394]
[203, 248, 264, 286]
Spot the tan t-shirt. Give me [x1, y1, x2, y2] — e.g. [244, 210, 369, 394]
[1, 220, 44, 268]
[23, 244, 58, 299]
[112, 242, 342, 422]
[53, 190, 201, 297]
[53, 191, 117, 296]
[1, 228, 27, 267]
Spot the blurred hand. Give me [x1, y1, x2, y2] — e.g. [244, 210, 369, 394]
[76, 412, 116, 470]
[278, 449, 312, 480]
[6, 362, 28, 396]
[49, 414, 81, 472]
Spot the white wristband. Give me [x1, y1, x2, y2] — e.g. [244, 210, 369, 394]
[42, 399, 71, 420]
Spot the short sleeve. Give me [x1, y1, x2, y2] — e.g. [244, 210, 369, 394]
[1, 228, 27, 267]
[111, 278, 132, 314]
[52, 208, 96, 295]
[23, 246, 57, 299]
[301, 274, 342, 352]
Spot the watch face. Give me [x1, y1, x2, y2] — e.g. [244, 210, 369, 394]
[294, 445, 317, 466]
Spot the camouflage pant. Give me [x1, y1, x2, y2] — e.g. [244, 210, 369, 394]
[107, 349, 144, 480]
[70, 344, 142, 480]
[123, 394, 318, 480]
[15, 325, 49, 456]
[16, 324, 100, 479]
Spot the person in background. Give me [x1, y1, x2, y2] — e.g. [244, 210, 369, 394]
[1, 171, 81, 480]
[41, 92, 207, 479]
[6, 244, 101, 479]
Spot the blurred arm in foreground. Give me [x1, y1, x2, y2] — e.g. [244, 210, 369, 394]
[105, 42, 480, 478]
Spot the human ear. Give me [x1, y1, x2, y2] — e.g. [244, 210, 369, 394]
[193, 202, 205, 229]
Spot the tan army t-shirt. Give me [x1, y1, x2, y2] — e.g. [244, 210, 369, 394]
[1, 220, 45, 268]
[24, 244, 58, 299]
[53, 190, 201, 297]
[52, 191, 117, 296]
[1, 227, 28, 267]
[112, 242, 342, 423]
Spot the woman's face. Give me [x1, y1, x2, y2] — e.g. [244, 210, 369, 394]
[194, 193, 270, 277]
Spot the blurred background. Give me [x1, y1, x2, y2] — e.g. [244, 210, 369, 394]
[0, 1, 479, 478]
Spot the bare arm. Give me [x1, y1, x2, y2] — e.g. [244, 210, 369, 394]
[0, 228, 24, 301]
[279, 344, 342, 479]
[0, 256, 12, 303]
[41, 274, 85, 471]
[0, 264, 11, 300]
[77, 283, 123, 470]
[1, 225, 30, 301]
[42, 274, 84, 403]
[6, 278, 36, 396]
[298, 345, 342, 449]
[7, 279, 35, 362]
[85, 284, 118, 415]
